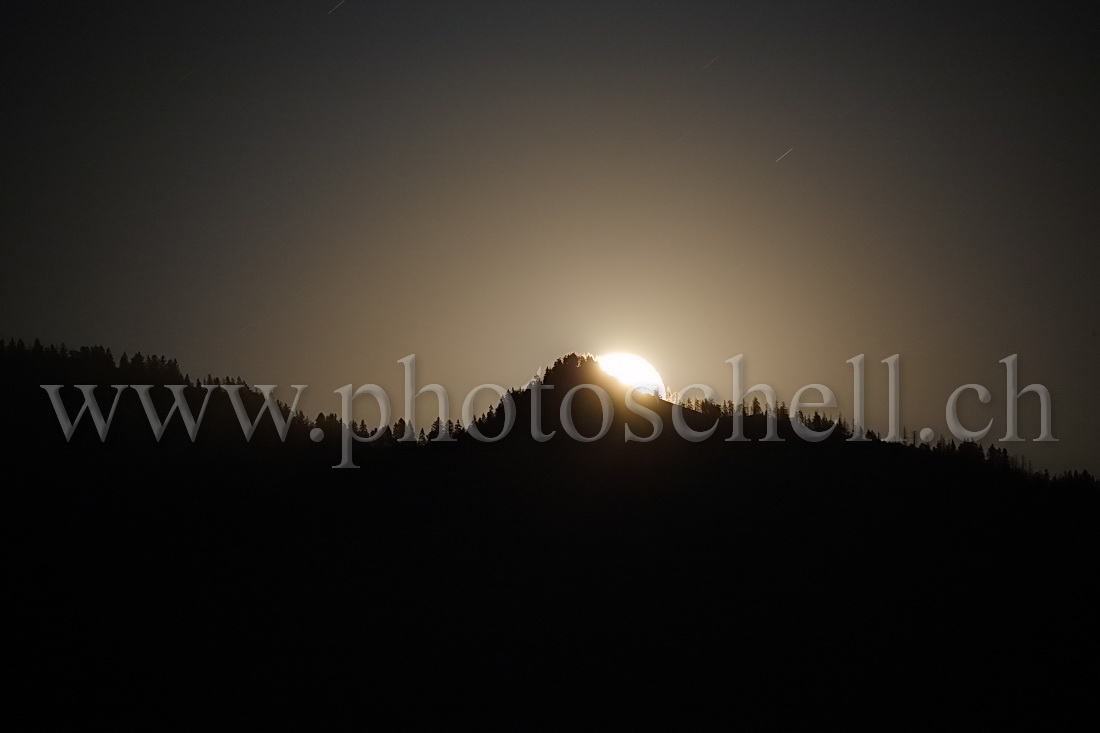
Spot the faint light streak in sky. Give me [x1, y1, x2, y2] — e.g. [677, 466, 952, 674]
[775, 147, 794, 163]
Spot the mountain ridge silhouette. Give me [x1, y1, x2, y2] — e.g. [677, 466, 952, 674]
[4, 339, 1092, 489]
[5, 337, 1098, 717]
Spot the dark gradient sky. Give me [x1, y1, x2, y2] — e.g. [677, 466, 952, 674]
[4, 1, 1098, 473]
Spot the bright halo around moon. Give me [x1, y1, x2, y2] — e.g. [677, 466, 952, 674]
[596, 353, 667, 398]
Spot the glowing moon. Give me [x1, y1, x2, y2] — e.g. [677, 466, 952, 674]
[596, 353, 667, 398]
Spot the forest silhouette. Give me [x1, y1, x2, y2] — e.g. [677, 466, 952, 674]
[5, 338, 1098, 716]
[4, 339, 1094, 483]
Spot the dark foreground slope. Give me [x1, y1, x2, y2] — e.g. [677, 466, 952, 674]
[9, 441, 1099, 720]
[4, 346, 1098, 722]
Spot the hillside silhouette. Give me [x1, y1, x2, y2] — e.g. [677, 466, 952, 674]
[4, 339, 1098, 718]
[4, 340, 1093, 484]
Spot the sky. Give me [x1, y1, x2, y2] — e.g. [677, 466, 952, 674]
[3, 1, 1098, 474]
